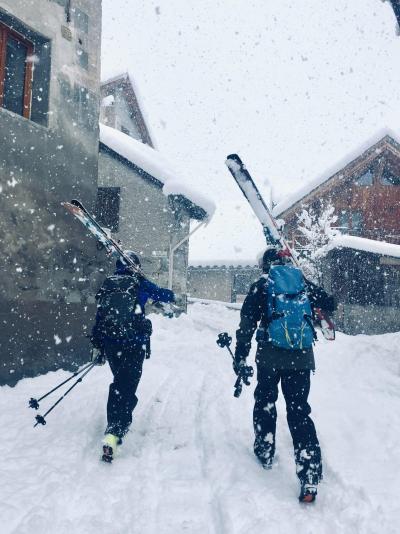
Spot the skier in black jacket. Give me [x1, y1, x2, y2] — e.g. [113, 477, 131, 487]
[90, 251, 175, 462]
[234, 247, 336, 502]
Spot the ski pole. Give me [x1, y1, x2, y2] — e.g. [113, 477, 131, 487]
[33, 363, 96, 427]
[28, 361, 94, 410]
[216, 332, 253, 398]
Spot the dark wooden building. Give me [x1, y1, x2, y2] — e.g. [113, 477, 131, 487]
[275, 134, 400, 246]
[322, 237, 400, 334]
[273, 133, 400, 335]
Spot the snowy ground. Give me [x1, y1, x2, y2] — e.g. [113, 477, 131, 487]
[2, 303, 400, 534]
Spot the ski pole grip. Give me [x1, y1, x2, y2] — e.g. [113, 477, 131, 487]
[29, 398, 40, 410]
[34, 415, 46, 427]
[217, 332, 232, 348]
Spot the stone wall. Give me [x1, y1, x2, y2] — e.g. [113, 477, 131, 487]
[0, 0, 102, 385]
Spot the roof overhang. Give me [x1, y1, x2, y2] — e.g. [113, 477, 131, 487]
[274, 132, 400, 219]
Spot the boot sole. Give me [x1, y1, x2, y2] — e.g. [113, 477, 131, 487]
[299, 493, 317, 503]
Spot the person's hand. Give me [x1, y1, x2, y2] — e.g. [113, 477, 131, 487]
[90, 334, 103, 350]
[233, 356, 247, 377]
[91, 348, 106, 366]
[233, 356, 253, 385]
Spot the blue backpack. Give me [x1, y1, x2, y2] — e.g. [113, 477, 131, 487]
[265, 265, 315, 350]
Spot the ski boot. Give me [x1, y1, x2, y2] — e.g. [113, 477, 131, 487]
[102, 434, 122, 463]
[254, 442, 274, 470]
[299, 483, 318, 503]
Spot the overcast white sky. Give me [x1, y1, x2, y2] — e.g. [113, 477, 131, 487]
[102, 0, 400, 263]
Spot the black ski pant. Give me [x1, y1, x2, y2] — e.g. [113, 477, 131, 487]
[253, 367, 322, 484]
[103, 341, 146, 438]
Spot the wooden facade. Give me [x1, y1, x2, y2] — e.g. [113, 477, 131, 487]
[277, 135, 400, 247]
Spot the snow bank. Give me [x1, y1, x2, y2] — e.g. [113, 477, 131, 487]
[329, 234, 400, 258]
[1, 303, 399, 533]
[189, 259, 258, 268]
[188, 296, 242, 310]
[99, 123, 216, 218]
[273, 128, 400, 216]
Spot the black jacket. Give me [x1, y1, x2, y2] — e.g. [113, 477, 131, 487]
[235, 274, 336, 371]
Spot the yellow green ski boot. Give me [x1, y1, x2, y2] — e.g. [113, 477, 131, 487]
[102, 434, 121, 463]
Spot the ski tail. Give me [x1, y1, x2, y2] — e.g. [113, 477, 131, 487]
[226, 154, 282, 246]
[62, 199, 180, 317]
[62, 199, 144, 277]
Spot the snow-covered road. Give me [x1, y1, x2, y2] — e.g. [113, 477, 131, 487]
[1, 303, 399, 534]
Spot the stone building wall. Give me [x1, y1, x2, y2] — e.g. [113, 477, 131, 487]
[0, 0, 102, 385]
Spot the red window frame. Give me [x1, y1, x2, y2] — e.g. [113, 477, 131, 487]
[0, 22, 34, 119]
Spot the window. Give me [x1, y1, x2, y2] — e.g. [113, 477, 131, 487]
[0, 23, 33, 118]
[351, 211, 363, 234]
[338, 211, 349, 230]
[96, 187, 120, 232]
[380, 164, 400, 186]
[354, 169, 373, 186]
[73, 8, 89, 34]
[76, 47, 88, 70]
[74, 84, 97, 129]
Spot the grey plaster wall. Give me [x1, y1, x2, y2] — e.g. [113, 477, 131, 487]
[0, 0, 102, 385]
[188, 266, 260, 303]
[98, 149, 190, 299]
[188, 269, 233, 302]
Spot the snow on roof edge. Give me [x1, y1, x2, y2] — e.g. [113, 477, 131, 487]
[189, 259, 259, 268]
[100, 71, 157, 150]
[99, 123, 216, 219]
[273, 127, 400, 217]
[101, 71, 129, 86]
[328, 234, 400, 259]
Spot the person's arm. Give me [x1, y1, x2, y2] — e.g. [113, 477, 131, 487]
[90, 287, 106, 348]
[235, 279, 265, 362]
[140, 278, 175, 304]
[305, 278, 336, 313]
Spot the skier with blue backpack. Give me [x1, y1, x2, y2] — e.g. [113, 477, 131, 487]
[90, 251, 175, 462]
[233, 246, 336, 503]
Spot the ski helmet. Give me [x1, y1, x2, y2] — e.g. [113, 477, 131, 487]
[260, 247, 281, 272]
[116, 250, 141, 271]
[261, 246, 291, 271]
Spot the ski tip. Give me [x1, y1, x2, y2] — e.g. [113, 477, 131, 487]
[226, 153, 242, 163]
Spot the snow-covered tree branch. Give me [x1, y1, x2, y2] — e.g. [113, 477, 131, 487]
[296, 203, 339, 284]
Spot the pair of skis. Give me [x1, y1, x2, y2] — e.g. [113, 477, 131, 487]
[62, 200, 177, 316]
[225, 154, 335, 341]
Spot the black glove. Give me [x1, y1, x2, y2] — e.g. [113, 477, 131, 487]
[233, 355, 247, 377]
[90, 335, 103, 350]
[233, 354, 254, 385]
[91, 347, 106, 366]
[90, 323, 104, 349]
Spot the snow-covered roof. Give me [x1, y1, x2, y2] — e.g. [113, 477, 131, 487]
[273, 129, 400, 217]
[328, 234, 400, 259]
[99, 123, 216, 219]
